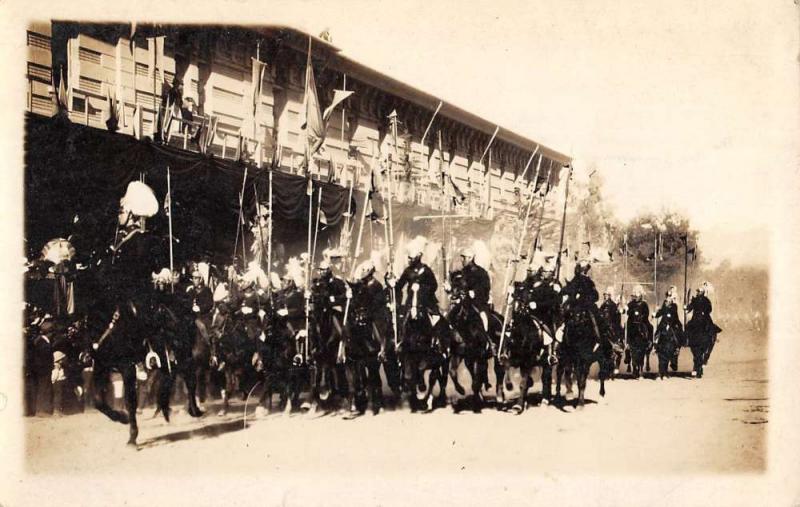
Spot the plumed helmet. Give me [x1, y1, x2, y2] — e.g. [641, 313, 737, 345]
[213, 283, 230, 303]
[460, 246, 475, 259]
[405, 236, 427, 259]
[284, 257, 305, 288]
[632, 284, 644, 297]
[120, 181, 159, 218]
[604, 286, 615, 296]
[576, 258, 591, 273]
[151, 268, 174, 285]
[41, 238, 76, 265]
[470, 240, 492, 270]
[242, 261, 269, 289]
[355, 259, 376, 280]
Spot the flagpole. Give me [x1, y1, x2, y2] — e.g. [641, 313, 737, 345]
[554, 164, 573, 281]
[267, 167, 273, 295]
[311, 186, 324, 267]
[528, 163, 553, 262]
[167, 166, 174, 293]
[232, 165, 249, 267]
[683, 235, 688, 326]
[387, 112, 400, 345]
[498, 153, 542, 358]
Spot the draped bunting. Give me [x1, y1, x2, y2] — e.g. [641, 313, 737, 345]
[24, 114, 349, 266]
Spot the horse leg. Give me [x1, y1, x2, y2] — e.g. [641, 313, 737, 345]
[122, 365, 139, 447]
[183, 362, 203, 417]
[541, 361, 552, 404]
[367, 359, 383, 414]
[514, 366, 530, 414]
[494, 358, 506, 404]
[93, 367, 130, 425]
[449, 355, 465, 396]
[470, 360, 483, 413]
[437, 355, 450, 407]
[576, 364, 587, 407]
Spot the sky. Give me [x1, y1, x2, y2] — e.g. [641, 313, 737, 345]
[260, 0, 797, 266]
[0, 0, 795, 266]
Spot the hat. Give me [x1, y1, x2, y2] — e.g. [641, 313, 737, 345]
[41, 238, 76, 265]
[406, 236, 427, 258]
[632, 284, 644, 297]
[38, 319, 56, 336]
[355, 259, 375, 279]
[213, 283, 230, 303]
[460, 247, 475, 258]
[152, 268, 174, 285]
[604, 286, 615, 296]
[242, 261, 269, 289]
[120, 181, 159, 218]
[284, 257, 305, 288]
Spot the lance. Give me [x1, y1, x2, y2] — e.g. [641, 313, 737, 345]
[387, 111, 400, 347]
[527, 162, 554, 262]
[412, 214, 473, 221]
[233, 165, 249, 267]
[350, 154, 379, 277]
[253, 181, 267, 270]
[311, 186, 324, 267]
[267, 166, 274, 292]
[497, 152, 542, 358]
[438, 130, 448, 289]
[554, 164, 574, 281]
[303, 155, 313, 364]
[682, 235, 689, 326]
[167, 166, 174, 293]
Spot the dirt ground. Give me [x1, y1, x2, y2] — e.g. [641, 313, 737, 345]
[22, 329, 767, 480]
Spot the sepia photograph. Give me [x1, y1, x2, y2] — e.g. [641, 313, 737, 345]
[1, 1, 799, 505]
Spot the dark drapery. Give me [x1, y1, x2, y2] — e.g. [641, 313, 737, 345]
[24, 114, 349, 265]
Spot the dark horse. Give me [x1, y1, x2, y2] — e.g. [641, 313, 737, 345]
[625, 318, 652, 379]
[397, 305, 450, 412]
[552, 307, 612, 406]
[499, 296, 553, 414]
[445, 272, 500, 413]
[81, 289, 203, 446]
[654, 321, 681, 379]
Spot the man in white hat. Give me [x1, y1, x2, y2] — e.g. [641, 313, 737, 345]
[599, 286, 624, 373]
[654, 286, 684, 372]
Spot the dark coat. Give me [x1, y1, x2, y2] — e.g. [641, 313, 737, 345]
[395, 262, 439, 312]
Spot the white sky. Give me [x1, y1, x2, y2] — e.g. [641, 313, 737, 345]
[0, 0, 795, 266]
[264, 0, 797, 265]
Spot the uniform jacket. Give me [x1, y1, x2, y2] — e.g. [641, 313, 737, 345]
[395, 262, 439, 312]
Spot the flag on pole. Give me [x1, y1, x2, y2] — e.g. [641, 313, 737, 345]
[132, 104, 142, 140]
[251, 57, 266, 119]
[52, 67, 68, 114]
[104, 88, 119, 132]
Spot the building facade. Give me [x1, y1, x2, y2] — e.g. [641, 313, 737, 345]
[25, 22, 571, 219]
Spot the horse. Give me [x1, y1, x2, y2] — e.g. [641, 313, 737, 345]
[551, 305, 612, 406]
[341, 302, 385, 415]
[654, 321, 681, 379]
[396, 305, 450, 413]
[499, 296, 554, 414]
[445, 273, 497, 413]
[625, 318, 651, 379]
[210, 306, 260, 416]
[686, 319, 718, 378]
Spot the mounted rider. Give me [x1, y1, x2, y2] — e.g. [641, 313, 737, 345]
[310, 248, 349, 344]
[685, 281, 723, 373]
[599, 286, 624, 343]
[654, 286, 684, 343]
[511, 251, 562, 352]
[388, 236, 441, 346]
[624, 284, 652, 335]
[561, 259, 606, 345]
[445, 244, 491, 333]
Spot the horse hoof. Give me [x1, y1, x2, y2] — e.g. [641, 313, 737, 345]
[691, 370, 697, 377]
[613, 369, 620, 375]
[541, 398, 550, 406]
[217, 409, 227, 417]
[255, 406, 268, 418]
[511, 404, 523, 415]
[126, 440, 138, 449]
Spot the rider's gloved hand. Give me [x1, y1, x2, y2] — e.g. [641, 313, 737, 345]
[277, 308, 289, 317]
[529, 301, 537, 309]
[345, 288, 353, 299]
[411, 283, 420, 292]
[468, 290, 475, 299]
[444, 282, 452, 293]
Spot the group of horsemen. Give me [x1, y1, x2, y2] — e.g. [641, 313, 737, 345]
[57, 181, 724, 419]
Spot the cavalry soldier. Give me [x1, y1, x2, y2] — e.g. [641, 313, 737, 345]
[685, 282, 723, 376]
[273, 258, 307, 412]
[599, 286, 624, 374]
[624, 285, 652, 336]
[561, 259, 608, 344]
[511, 252, 562, 356]
[654, 286, 684, 371]
[447, 245, 491, 333]
[185, 264, 215, 337]
[343, 260, 388, 414]
[388, 236, 440, 325]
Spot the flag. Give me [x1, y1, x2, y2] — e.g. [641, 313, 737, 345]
[52, 67, 68, 114]
[104, 88, 119, 132]
[198, 115, 218, 154]
[132, 104, 142, 140]
[163, 188, 171, 216]
[444, 175, 466, 206]
[160, 93, 174, 143]
[367, 168, 385, 222]
[251, 57, 266, 119]
[687, 246, 696, 262]
[323, 90, 354, 123]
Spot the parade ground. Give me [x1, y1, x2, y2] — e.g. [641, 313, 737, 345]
[24, 329, 766, 477]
